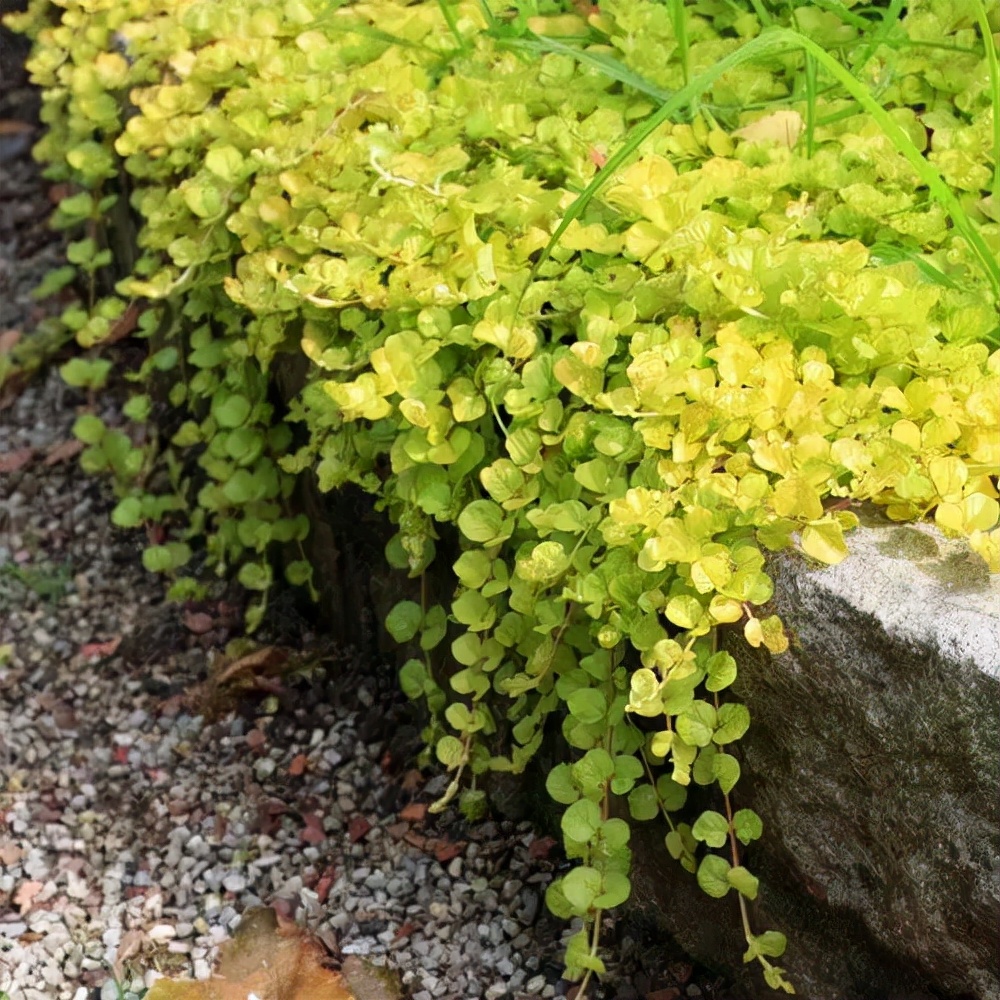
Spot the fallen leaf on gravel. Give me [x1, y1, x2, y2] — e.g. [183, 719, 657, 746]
[13, 880, 43, 913]
[113, 746, 129, 765]
[0, 842, 23, 866]
[398, 802, 427, 823]
[0, 120, 34, 135]
[528, 836, 558, 860]
[645, 989, 681, 1000]
[0, 329, 21, 353]
[289, 753, 308, 776]
[433, 840, 465, 863]
[314, 869, 336, 905]
[392, 921, 417, 943]
[385, 822, 409, 841]
[113, 928, 145, 980]
[0, 448, 34, 473]
[79, 637, 121, 660]
[43, 438, 84, 466]
[300, 812, 326, 845]
[183, 610, 214, 635]
[145, 907, 356, 1000]
[348, 815, 372, 843]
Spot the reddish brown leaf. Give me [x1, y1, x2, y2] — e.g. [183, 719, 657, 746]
[79, 637, 121, 661]
[288, 753, 308, 777]
[392, 921, 417, 942]
[433, 840, 465, 863]
[385, 822, 409, 840]
[113, 746, 129, 765]
[47, 182, 72, 204]
[398, 802, 427, 823]
[528, 835, 558, 860]
[183, 610, 214, 635]
[43, 438, 84, 466]
[403, 831, 427, 851]
[347, 815, 372, 843]
[314, 868, 337, 905]
[300, 812, 326, 845]
[646, 990, 681, 1000]
[0, 329, 21, 354]
[0, 448, 34, 473]
[13, 880, 43, 913]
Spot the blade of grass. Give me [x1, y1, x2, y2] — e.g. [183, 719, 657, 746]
[669, 0, 690, 86]
[804, 51, 818, 156]
[522, 27, 1000, 306]
[500, 34, 674, 103]
[974, 0, 1000, 206]
[436, 0, 468, 52]
[851, 0, 904, 75]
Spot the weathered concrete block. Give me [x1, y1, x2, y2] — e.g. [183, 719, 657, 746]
[629, 512, 1000, 999]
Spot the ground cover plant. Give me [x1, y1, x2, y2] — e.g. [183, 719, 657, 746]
[6, 0, 999, 993]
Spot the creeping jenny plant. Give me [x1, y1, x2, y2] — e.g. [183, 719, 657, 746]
[8, 0, 1000, 992]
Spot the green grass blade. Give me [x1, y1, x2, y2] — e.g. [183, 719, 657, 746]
[974, 0, 1000, 206]
[502, 34, 674, 103]
[670, 0, 689, 86]
[436, 0, 467, 51]
[804, 51, 818, 157]
[851, 0, 904, 75]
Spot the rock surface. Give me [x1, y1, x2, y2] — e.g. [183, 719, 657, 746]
[630, 512, 1000, 1000]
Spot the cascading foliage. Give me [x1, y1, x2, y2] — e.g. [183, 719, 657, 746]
[8, 0, 1000, 991]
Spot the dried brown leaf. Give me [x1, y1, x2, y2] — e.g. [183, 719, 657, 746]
[145, 908, 356, 1000]
[0, 448, 34, 473]
[43, 438, 84, 466]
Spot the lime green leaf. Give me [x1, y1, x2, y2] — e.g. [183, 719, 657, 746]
[385, 600, 422, 643]
[696, 854, 732, 898]
[691, 810, 730, 849]
[733, 808, 764, 845]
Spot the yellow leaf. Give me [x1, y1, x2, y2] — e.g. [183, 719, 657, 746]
[969, 530, 1000, 572]
[963, 493, 1000, 532]
[800, 520, 849, 564]
[934, 501, 964, 532]
[928, 455, 968, 501]
[759, 615, 789, 654]
[891, 419, 922, 450]
[771, 475, 824, 521]
[709, 595, 744, 623]
[744, 617, 763, 647]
